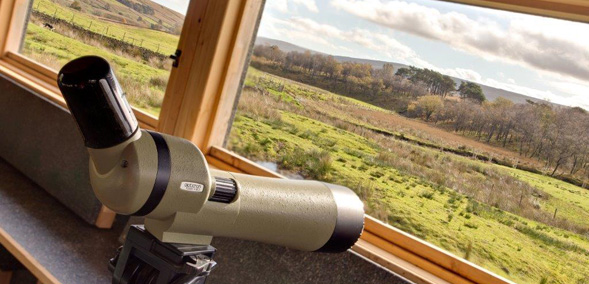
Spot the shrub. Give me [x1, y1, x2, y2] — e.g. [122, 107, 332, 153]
[149, 75, 168, 89]
[418, 190, 435, 200]
[278, 148, 332, 180]
[70, 1, 82, 11]
[370, 171, 384, 178]
[305, 150, 332, 180]
[464, 222, 478, 229]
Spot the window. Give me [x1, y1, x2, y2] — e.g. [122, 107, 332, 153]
[1, 0, 588, 284]
[17, 0, 188, 117]
[222, 1, 589, 284]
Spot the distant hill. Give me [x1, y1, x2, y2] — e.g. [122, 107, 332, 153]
[255, 37, 552, 105]
[71, 0, 185, 34]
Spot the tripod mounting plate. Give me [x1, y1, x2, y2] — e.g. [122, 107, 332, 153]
[110, 225, 216, 284]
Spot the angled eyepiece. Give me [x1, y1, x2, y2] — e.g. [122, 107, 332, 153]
[58, 56, 138, 149]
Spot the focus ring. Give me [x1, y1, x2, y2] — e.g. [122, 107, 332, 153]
[209, 177, 237, 203]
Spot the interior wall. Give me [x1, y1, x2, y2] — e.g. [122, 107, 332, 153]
[0, 74, 102, 224]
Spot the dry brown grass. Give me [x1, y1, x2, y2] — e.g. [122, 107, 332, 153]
[255, 70, 544, 171]
[119, 78, 163, 109]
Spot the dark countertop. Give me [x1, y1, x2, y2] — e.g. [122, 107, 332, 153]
[0, 157, 123, 283]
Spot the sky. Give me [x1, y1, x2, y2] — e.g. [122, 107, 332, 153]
[152, 0, 588, 109]
[256, 0, 589, 109]
[151, 0, 189, 14]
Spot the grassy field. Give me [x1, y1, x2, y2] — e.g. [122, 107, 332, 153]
[22, 15, 168, 115]
[226, 67, 589, 284]
[33, 0, 180, 55]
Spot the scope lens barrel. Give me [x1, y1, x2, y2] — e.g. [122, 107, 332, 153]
[316, 183, 365, 253]
[58, 56, 138, 149]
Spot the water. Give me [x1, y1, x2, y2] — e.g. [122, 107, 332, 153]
[255, 161, 305, 180]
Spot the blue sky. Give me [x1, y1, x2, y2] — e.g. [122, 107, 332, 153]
[155, 0, 589, 109]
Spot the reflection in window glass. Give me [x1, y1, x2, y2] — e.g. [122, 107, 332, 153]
[226, 1, 589, 283]
[20, 0, 189, 116]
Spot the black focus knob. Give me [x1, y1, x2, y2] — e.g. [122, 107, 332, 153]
[209, 177, 237, 203]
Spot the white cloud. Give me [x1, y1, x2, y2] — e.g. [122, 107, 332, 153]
[289, 17, 342, 37]
[272, 16, 429, 65]
[267, 0, 319, 13]
[292, 0, 319, 12]
[331, 0, 589, 84]
[267, 0, 288, 13]
[548, 76, 589, 101]
[151, 0, 190, 14]
[444, 68, 482, 82]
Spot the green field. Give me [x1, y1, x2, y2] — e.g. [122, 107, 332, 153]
[33, 0, 180, 55]
[226, 68, 589, 284]
[23, 15, 169, 115]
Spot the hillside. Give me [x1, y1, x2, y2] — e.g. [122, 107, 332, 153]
[50, 0, 185, 34]
[255, 37, 553, 105]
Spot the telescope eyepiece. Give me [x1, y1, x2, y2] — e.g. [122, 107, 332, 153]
[58, 56, 138, 149]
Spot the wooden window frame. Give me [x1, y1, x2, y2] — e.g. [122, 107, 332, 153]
[0, 0, 586, 283]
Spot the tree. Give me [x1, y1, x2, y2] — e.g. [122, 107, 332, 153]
[410, 95, 444, 121]
[458, 81, 485, 103]
[323, 56, 341, 79]
[440, 75, 456, 97]
[373, 63, 394, 89]
[395, 67, 415, 79]
[70, 0, 82, 11]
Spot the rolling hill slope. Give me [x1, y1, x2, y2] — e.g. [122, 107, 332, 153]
[57, 0, 185, 34]
[256, 37, 553, 105]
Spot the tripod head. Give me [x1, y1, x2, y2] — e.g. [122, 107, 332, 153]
[57, 56, 365, 283]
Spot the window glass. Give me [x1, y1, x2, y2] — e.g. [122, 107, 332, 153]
[19, 0, 189, 116]
[226, 1, 589, 283]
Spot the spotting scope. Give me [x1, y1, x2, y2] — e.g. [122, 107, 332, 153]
[57, 56, 364, 283]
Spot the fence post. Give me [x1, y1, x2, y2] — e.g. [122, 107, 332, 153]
[156, 44, 160, 53]
[88, 21, 92, 30]
[105, 26, 109, 36]
[53, 8, 57, 18]
[122, 32, 126, 42]
[70, 15, 75, 23]
[140, 39, 143, 48]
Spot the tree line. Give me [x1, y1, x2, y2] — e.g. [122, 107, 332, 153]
[438, 99, 589, 179]
[252, 44, 485, 105]
[251, 44, 589, 181]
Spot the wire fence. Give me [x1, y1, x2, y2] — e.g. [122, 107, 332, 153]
[32, 0, 179, 56]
